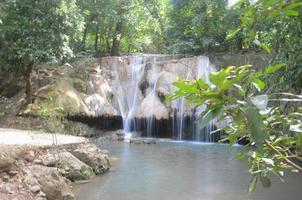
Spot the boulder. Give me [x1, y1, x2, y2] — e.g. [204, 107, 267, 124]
[40, 151, 95, 181]
[0, 156, 14, 173]
[26, 165, 74, 200]
[59, 151, 95, 181]
[69, 143, 110, 175]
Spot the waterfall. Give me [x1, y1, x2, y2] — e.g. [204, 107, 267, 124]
[173, 66, 192, 140]
[146, 58, 158, 137]
[123, 56, 146, 136]
[109, 54, 220, 142]
[193, 56, 217, 142]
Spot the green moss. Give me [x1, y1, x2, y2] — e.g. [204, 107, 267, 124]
[73, 78, 87, 93]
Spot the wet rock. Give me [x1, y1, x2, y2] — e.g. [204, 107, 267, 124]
[27, 165, 74, 200]
[143, 139, 157, 144]
[69, 143, 110, 175]
[129, 138, 157, 144]
[116, 130, 124, 137]
[117, 136, 124, 141]
[115, 130, 125, 141]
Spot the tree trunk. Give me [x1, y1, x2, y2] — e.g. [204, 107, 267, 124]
[106, 29, 112, 54]
[94, 16, 100, 54]
[81, 21, 89, 51]
[25, 64, 33, 105]
[110, 21, 123, 56]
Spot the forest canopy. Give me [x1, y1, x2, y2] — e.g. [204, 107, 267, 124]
[0, 0, 301, 104]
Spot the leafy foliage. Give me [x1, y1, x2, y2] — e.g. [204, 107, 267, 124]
[227, 0, 302, 92]
[169, 64, 302, 192]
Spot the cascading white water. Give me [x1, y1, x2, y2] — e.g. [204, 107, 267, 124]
[123, 56, 146, 136]
[193, 56, 217, 142]
[110, 54, 218, 142]
[174, 67, 192, 140]
[146, 58, 158, 137]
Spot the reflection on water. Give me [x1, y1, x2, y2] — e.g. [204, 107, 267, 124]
[75, 140, 302, 200]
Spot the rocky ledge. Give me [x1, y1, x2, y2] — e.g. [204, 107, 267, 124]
[0, 130, 110, 200]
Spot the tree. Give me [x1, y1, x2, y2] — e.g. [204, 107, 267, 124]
[226, 0, 302, 91]
[167, 0, 229, 54]
[0, 0, 83, 104]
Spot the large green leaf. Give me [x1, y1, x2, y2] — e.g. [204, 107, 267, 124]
[226, 28, 241, 40]
[248, 175, 258, 194]
[242, 106, 268, 147]
[253, 64, 286, 79]
[197, 106, 223, 130]
[260, 175, 271, 188]
[252, 79, 266, 91]
[209, 70, 227, 87]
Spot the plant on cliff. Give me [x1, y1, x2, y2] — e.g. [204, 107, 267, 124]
[0, 0, 83, 105]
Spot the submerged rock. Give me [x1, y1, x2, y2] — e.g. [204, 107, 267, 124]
[129, 138, 157, 144]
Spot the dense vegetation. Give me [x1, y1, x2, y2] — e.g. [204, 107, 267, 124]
[169, 0, 302, 192]
[0, 0, 301, 192]
[1, 0, 301, 101]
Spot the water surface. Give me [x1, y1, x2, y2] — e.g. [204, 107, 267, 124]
[75, 140, 302, 200]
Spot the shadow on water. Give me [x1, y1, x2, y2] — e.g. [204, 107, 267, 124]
[75, 140, 302, 200]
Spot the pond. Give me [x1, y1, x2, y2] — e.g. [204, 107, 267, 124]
[75, 140, 302, 200]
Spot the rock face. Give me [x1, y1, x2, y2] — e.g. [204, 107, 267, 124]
[26, 165, 74, 200]
[0, 140, 110, 200]
[14, 53, 268, 122]
[69, 143, 110, 175]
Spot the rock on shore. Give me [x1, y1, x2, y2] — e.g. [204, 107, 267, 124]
[0, 129, 110, 200]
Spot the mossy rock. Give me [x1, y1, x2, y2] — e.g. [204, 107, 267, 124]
[73, 78, 87, 93]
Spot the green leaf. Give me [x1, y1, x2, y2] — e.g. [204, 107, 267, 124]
[196, 78, 209, 90]
[248, 175, 258, 194]
[253, 64, 286, 79]
[284, 10, 299, 17]
[252, 79, 266, 91]
[197, 106, 223, 130]
[242, 106, 268, 147]
[209, 70, 227, 88]
[260, 175, 271, 188]
[260, 43, 271, 53]
[284, 2, 302, 10]
[236, 152, 245, 160]
[226, 28, 241, 40]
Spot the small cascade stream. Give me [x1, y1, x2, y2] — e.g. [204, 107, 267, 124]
[123, 56, 146, 136]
